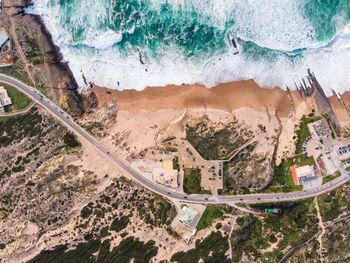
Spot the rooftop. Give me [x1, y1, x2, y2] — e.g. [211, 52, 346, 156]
[179, 206, 198, 228]
[0, 86, 12, 107]
[291, 165, 316, 185]
[0, 28, 9, 48]
[152, 167, 178, 188]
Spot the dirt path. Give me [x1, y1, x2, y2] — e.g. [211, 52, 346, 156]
[314, 197, 325, 262]
[10, 17, 36, 86]
[279, 211, 350, 263]
[228, 220, 235, 261]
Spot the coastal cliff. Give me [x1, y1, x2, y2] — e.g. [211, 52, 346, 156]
[0, 0, 83, 116]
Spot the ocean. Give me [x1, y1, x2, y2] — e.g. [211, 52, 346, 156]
[33, 0, 350, 94]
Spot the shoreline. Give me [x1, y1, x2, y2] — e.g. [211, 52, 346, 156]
[91, 80, 302, 118]
[4, 0, 350, 123]
[89, 78, 350, 127]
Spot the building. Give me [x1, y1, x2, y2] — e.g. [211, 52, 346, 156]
[319, 152, 338, 175]
[152, 160, 178, 188]
[0, 28, 13, 67]
[0, 29, 10, 49]
[337, 143, 350, 161]
[179, 206, 198, 228]
[308, 119, 332, 141]
[0, 86, 12, 113]
[291, 165, 316, 185]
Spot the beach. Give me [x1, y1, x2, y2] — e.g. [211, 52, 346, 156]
[91, 79, 302, 118]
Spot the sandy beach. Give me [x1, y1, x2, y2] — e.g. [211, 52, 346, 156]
[91, 80, 304, 118]
[88, 79, 350, 165]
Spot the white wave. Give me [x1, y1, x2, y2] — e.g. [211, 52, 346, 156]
[231, 0, 317, 51]
[56, 40, 350, 95]
[33, 0, 350, 95]
[82, 30, 122, 49]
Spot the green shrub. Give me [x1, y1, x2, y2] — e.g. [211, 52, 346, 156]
[171, 231, 229, 263]
[63, 132, 81, 148]
[80, 206, 93, 219]
[110, 216, 129, 232]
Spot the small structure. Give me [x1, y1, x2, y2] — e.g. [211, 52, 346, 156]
[337, 143, 350, 161]
[0, 86, 12, 113]
[308, 118, 333, 145]
[0, 28, 13, 67]
[291, 165, 316, 185]
[320, 152, 338, 175]
[152, 160, 178, 188]
[170, 203, 205, 243]
[265, 208, 281, 215]
[179, 206, 198, 228]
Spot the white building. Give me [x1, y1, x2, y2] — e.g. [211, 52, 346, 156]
[292, 165, 316, 185]
[0, 86, 12, 113]
[179, 206, 198, 228]
[0, 29, 10, 51]
[152, 160, 178, 188]
[320, 152, 338, 175]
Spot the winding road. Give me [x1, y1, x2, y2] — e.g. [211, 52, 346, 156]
[1, 73, 349, 205]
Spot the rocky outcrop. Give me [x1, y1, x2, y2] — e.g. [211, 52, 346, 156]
[0, 0, 84, 116]
[1, 0, 29, 16]
[296, 70, 341, 132]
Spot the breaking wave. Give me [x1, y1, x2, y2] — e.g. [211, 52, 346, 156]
[33, 0, 350, 94]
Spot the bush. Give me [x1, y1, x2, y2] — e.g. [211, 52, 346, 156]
[215, 222, 222, 229]
[171, 231, 229, 263]
[63, 132, 81, 148]
[110, 216, 129, 232]
[80, 206, 93, 219]
[197, 205, 225, 230]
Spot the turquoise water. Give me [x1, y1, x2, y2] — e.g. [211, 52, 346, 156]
[57, 0, 233, 57]
[34, 0, 350, 92]
[304, 0, 350, 41]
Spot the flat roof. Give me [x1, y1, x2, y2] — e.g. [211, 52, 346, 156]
[0, 29, 9, 47]
[291, 165, 315, 185]
[179, 206, 198, 227]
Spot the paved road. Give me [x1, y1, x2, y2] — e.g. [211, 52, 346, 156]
[0, 102, 34, 117]
[1, 73, 349, 205]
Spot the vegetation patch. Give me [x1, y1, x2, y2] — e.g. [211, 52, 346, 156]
[183, 168, 209, 194]
[323, 171, 341, 184]
[295, 115, 321, 154]
[186, 120, 251, 160]
[231, 215, 268, 261]
[318, 187, 350, 222]
[0, 107, 42, 147]
[28, 237, 158, 263]
[170, 231, 229, 263]
[224, 143, 271, 194]
[0, 83, 31, 112]
[63, 132, 81, 148]
[197, 205, 229, 230]
[231, 200, 319, 262]
[110, 216, 130, 232]
[172, 156, 180, 171]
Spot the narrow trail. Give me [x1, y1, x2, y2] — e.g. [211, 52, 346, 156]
[314, 197, 325, 262]
[279, 210, 350, 263]
[230, 203, 261, 215]
[228, 219, 235, 261]
[10, 17, 36, 87]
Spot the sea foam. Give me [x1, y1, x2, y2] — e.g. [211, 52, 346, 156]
[33, 0, 350, 94]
